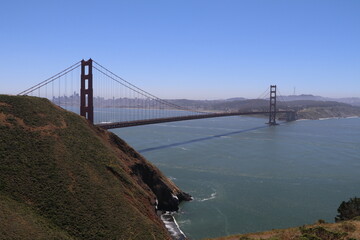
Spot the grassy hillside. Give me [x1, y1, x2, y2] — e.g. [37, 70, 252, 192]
[207, 219, 360, 240]
[0, 95, 188, 240]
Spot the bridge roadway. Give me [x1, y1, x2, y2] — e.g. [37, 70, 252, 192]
[96, 110, 292, 129]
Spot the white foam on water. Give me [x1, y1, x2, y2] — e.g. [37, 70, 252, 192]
[177, 147, 188, 151]
[177, 219, 191, 226]
[168, 176, 177, 181]
[198, 191, 217, 202]
[161, 212, 187, 240]
[319, 117, 340, 120]
[220, 136, 231, 139]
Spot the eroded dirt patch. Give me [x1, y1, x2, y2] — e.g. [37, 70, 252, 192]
[0, 102, 11, 107]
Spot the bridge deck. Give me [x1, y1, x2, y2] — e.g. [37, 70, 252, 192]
[96, 111, 291, 129]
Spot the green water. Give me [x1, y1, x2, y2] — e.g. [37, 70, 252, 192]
[111, 116, 360, 239]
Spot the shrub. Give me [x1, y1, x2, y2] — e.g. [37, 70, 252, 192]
[335, 197, 360, 222]
[299, 226, 347, 240]
[316, 219, 326, 224]
[239, 237, 252, 240]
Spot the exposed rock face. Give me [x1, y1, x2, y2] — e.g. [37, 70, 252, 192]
[106, 132, 192, 212]
[130, 162, 192, 211]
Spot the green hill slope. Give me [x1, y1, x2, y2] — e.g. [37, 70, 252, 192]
[0, 95, 190, 240]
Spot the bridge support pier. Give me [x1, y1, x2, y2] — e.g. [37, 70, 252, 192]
[268, 85, 278, 125]
[80, 59, 94, 124]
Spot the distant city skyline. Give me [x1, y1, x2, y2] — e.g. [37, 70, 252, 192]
[0, 0, 359, 100]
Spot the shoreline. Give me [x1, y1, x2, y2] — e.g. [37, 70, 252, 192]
[295, 115, 360, 121]
[158, 211, 187, 240]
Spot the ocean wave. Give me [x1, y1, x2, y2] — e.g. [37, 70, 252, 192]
[177, 147, 188, 151]
[177, 219, 191, 226]
[220, 136, 231, 139]
[198, 192, 217, 202]
[319, 117, 340, 120]
[168, 176, 177, 181]
[160, 212, 187, 240]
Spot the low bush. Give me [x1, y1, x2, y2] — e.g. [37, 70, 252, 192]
[335, 197, 360, 222]
[299, 226, 347, 240]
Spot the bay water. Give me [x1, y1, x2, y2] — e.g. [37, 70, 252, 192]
[108, 116, 360, 239]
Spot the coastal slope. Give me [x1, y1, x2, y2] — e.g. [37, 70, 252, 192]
[207, 220, 360, 240]
[0, 95, 190, 240]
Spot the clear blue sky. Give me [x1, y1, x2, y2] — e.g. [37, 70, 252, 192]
[1, 0, 359, 99]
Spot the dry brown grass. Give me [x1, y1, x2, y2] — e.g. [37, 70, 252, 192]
[205, 220, 360, 240]
[0, 102, 11, 107]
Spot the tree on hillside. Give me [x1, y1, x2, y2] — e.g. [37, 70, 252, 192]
[335, 197, 360, 222]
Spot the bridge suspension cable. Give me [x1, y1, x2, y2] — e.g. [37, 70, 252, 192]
[256, 87, 270, 100]
[92, 61, 202, 113]
[18, 58, 295, 127]
[91, 60, 206, 124]
[276, 88, 288, 104]
[18, 61, 81, 96]
[18, 61, 81, 114]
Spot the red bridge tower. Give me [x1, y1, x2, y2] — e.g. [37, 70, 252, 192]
[268, 85, 277, 125]
[80, 59, 94, 123]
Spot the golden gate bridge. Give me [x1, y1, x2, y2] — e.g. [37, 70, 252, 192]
[18, 59, 296, 128]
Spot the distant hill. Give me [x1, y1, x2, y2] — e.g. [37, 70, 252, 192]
[225, 97, 247, 101]
[0, 95, 190, 240]
[280, 94, 360, 106]
[165, 94, 360, 112]
[168, 97, 360, 120]
[334, 97, 360, 107]
[280, 94, 325, 101]
[165, 99, 226, 111]
[276, 100, 360, 119]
